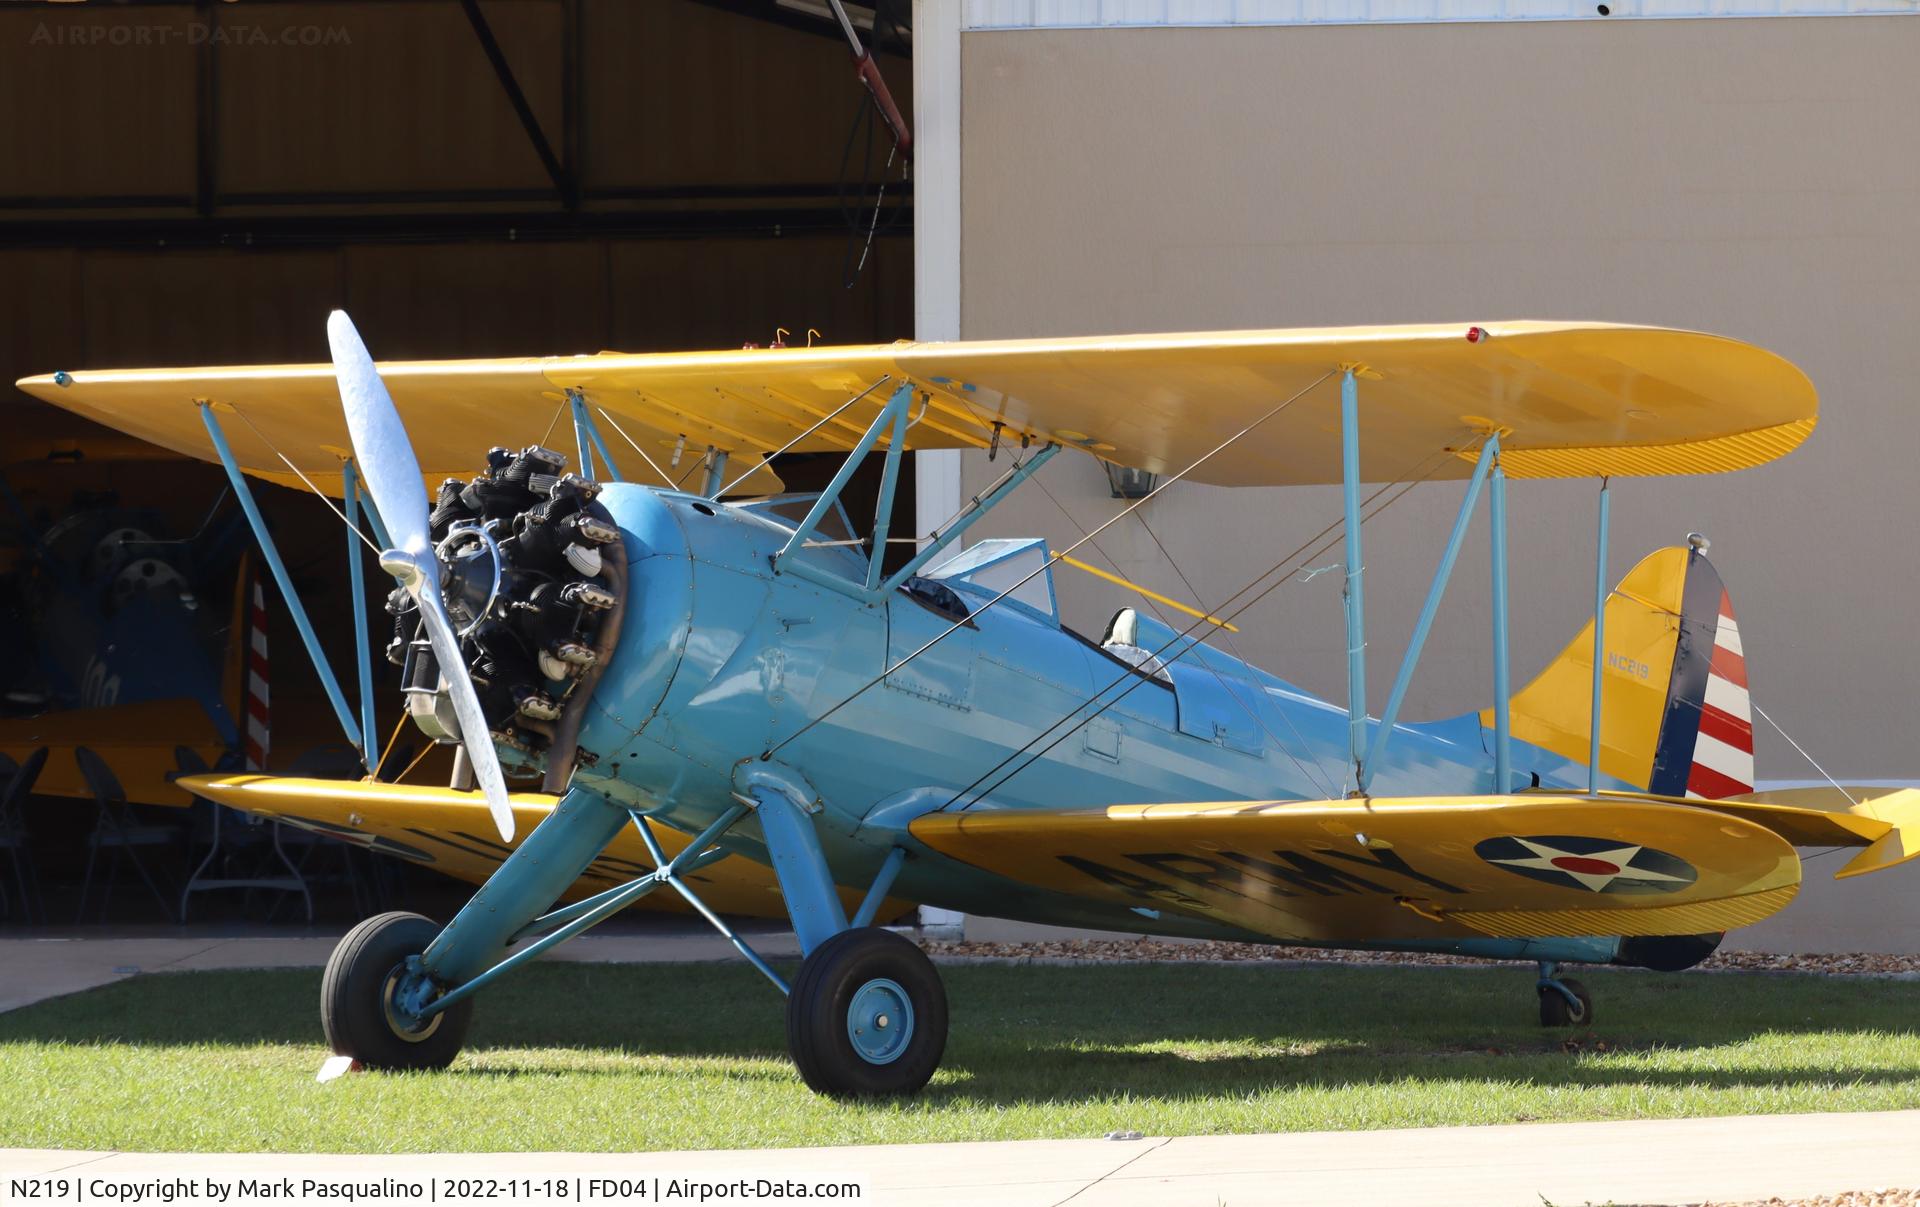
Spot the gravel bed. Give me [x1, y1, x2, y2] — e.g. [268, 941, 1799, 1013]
[1699, 1192, 1919, 1206]
[920, 938, 1920, 976]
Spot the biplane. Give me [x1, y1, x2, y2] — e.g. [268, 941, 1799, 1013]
[20, 315, 1920, 1097]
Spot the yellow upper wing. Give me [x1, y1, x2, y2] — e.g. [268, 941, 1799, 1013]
[906, 792, 1896, 944]
[16, 321, 1816, 491]
[13, 357, 786, 499]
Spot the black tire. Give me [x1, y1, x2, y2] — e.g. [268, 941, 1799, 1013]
[321, 911, 472, 1071]
[786, 927, 948, 1097]
[1538, 976, 1594, 1028]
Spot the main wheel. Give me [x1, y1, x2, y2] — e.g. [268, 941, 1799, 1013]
[786, 927, 948, 1097]
[1537, 976, 1594, 1027]
[321, 911, 472, 1071]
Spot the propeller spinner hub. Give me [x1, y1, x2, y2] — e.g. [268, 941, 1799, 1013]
[378, 547, 430, 591]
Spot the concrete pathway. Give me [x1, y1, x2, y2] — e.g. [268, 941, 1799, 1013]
[5, 1109, 1918, 1205]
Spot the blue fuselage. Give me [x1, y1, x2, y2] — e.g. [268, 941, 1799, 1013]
[570, 484, 1596, 942]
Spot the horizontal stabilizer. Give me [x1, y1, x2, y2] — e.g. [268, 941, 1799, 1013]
[1678, 786, 1920, 880]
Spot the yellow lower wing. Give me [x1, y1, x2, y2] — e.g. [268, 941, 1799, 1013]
[180, 774, 909, 921]
[910, 794, 1835, 944]
[0, 700, 229, 807]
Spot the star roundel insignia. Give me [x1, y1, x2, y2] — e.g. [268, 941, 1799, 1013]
[1473, 834, 1697, 895]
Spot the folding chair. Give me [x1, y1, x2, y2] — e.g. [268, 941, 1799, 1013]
[177, 746, 312, 922]
[270, 744, 381, 919]
[0, 748, 48, 923]
[74, 746, 181, 924]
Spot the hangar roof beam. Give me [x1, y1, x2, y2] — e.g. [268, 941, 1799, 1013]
[458, 0, 575, 210]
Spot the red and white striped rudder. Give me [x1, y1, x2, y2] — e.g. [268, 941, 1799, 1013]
[1686, 590, 1754, 798]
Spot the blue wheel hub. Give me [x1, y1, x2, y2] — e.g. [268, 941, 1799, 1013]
[382, 956, 443, 1041]
[846, 977, 914, 1065]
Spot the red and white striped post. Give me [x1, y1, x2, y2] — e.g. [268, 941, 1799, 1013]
[244, 577, 270, 772]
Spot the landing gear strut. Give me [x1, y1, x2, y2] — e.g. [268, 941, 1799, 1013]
[744, 769, 949, 1096]
[316, 771, 953, 1097]
[1535, 961, 1594, 1027]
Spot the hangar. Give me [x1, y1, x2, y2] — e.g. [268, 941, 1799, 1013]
[0, 0, 912, 918]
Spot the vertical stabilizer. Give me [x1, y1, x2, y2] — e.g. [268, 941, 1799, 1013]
[1487, 545, 1753, 797]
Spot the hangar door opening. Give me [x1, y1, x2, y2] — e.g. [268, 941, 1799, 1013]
[0, 0, 913, 916]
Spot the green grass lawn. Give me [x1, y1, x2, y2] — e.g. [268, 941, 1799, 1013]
[3, 961, 1919, 1152]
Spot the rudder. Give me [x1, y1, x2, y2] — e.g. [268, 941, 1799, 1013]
[1487, 544, 1753, 797]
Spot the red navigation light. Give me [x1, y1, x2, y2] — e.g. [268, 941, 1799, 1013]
[1465, 326, 1489, 344]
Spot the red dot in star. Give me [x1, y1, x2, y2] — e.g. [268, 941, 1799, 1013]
[1551, 855, 1620, 875]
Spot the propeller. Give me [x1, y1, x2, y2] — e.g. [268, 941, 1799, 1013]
[327, 310, 516, 842]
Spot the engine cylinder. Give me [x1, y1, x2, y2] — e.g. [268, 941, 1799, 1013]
[391, 444, 623, 757]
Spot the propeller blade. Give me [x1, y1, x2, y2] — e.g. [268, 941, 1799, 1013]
[326, 309, 513, 843]
[416, 578, 516, 842]
[327, 309, 430, 560]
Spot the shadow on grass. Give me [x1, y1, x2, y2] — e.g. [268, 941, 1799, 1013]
[5, 960, 1919, 1105]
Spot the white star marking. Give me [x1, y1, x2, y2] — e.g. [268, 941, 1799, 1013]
[1486, 838, 1692, 893]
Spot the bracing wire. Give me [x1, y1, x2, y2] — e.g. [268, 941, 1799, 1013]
[922, 454, 1031, 543]
[537, 394, 569, 450]
[1026, 466, 1341, 800]
[225, 405, 412, 783]
[674, 451, 711, 492]
[1751, 701, 1858, 807]
[228, 407, 384, 558]
[942, 445, 1461, 812]
[593, 407, 677, 487]
[761, 371, 1337, 759]
[713, 376, 897, 498]
[373, 713, 411, 784]
[948, 452, 1453, 812]
[393, 738, 437, 785]
[938, 378, 1362, 798]
[1135, 502, 1343, 799]
[1653, 670, 1859, 810]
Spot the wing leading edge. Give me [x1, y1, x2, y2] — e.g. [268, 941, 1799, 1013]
[18, 321, 1815, 493]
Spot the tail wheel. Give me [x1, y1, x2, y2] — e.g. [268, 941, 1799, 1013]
[786, 927, 947, 1098]
[1538, 976, 1594, 1028]
[321, 911, 472, 1070]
